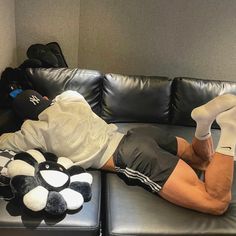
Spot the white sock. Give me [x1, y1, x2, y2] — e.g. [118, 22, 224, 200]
[215, 106, 236, 157]
[191, 94, 236, 140]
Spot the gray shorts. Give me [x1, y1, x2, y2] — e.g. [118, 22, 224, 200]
[113, 126, 179, 193]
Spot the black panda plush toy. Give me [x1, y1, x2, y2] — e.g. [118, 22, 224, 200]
[7, 149, 93, 215]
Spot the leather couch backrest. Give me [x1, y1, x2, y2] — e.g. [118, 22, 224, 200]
[26, 68, 103, 114]
[171, 77, 236, 127]
[25, 69, 236, 127]
[101, 73, 172, 123]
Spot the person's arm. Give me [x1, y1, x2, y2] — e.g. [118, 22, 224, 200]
[0, 124, 42, 152]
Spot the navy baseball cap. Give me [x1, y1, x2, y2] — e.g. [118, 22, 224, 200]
[13, 90, 52, 120]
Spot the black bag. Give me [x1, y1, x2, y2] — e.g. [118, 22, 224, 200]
[25, 42, 68, 68]
[0, 42, 68, 108]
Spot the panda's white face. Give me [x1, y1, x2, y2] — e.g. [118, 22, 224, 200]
[38, 162, 69, 188]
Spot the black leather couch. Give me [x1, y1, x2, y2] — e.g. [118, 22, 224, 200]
[1, 67, 236, 236]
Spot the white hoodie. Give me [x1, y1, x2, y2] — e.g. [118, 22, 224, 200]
[0, 90, 124, 169]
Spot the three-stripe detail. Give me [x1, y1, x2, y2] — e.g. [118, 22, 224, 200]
[115, 166, 162, 192]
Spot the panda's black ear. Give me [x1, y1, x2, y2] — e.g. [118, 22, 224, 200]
[43, 152, 58, 162]
[14, 152, 38, 167]
[67, 165, 85, 176]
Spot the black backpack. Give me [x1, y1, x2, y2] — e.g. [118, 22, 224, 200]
[20, 41, 68, 69]
[0, 42, 68, 108]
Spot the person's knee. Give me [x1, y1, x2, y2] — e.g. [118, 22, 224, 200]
[210, 202, 230, 215]
[208, 194, 231, 215]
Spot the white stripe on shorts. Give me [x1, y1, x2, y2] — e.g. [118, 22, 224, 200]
[115, 166, 162, 192]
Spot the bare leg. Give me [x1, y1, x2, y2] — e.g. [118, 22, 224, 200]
[159, 154, 233, 215]
[101, 157, 116, 172]
[160, 106, 236, 215]
[191, 137, 214, 162]
[176, 137, 214, 170]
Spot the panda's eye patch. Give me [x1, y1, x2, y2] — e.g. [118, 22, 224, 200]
[45, 164, 50, 169]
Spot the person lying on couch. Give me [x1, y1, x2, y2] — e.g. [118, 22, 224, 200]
[0, 90, 235, 215]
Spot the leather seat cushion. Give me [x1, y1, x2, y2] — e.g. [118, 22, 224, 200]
[0, 170, 101, 236]
[105, 123, 236, 236]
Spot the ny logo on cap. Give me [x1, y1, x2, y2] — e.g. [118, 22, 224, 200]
[29, 95, 40, 105]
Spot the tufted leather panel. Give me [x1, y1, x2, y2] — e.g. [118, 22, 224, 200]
[26, 68, 103, 114]
[0, 170, 101, 236]
[104, 123, 236, 236]
[101, 74, 172, 123]
[171, 77, 236, 127]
